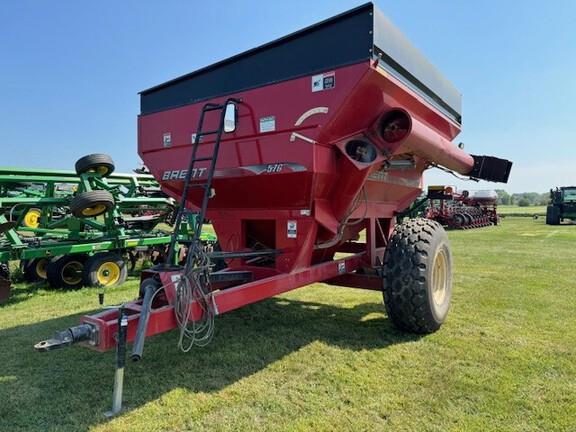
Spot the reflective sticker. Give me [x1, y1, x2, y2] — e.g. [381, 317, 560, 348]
[259, 116, 276, 133]
[163, 133, 171, 148]
[369, 171, 420, 188]
[312, 72, 335, 92]
[287, 220, 297, 238]
[294, 107, 329, 126]
[338, 261, 346, 275]
[191, 133, 204, 144]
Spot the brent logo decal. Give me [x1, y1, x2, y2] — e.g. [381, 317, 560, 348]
[161, 168, 206, 181]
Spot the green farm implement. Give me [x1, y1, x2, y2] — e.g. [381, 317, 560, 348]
[0, 154, 213, 301]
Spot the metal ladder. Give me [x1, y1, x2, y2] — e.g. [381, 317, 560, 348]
[166, 98, 240, 267]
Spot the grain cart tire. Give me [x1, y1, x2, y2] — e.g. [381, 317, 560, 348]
[82, 252, 127, 287]
[23, 208, 42, 228]
[70, 190, 115, 218]
[75, 153, 115, 177]
[546, 205, 560, 225]
[46, 255, 87, 289]
[23, 257, 50, 282]
[383, 218, 452, 334]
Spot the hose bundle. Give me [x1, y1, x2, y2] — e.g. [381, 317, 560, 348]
[174, 242, 215, 352]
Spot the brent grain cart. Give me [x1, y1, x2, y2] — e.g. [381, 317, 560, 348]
[37, 3, 512, 356]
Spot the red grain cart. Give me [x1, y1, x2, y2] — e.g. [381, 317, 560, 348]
[37, 3, 511, 356]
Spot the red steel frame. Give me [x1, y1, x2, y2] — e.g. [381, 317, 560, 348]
[83, 253, 379, 352]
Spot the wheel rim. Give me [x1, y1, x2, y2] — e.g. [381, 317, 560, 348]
[431, 249, 448, 305]
[61, 261, 84, 285]
[24, 209, 41, 228]
[96, 262, 121, 286]
[87, 165, 110, 176]
[81, 204, 107, 216]
[36, 258, 48, 280]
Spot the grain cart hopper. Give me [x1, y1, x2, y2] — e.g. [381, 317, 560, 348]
[36, 3, 512, 356]
[546, 186, 576, 225]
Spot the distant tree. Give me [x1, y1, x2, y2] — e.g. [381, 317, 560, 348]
[511, 192, 545, 206]
[539, 193, 550, 206]
[517, 197, 530, 207]
[495, 189, 510, 205]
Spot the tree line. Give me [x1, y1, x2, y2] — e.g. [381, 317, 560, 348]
[495, 190, 549, 207]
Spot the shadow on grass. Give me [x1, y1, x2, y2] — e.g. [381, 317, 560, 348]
[1, 274, 142, 308]
[0, 296, 422, 431]
[0, 280, 47, 307]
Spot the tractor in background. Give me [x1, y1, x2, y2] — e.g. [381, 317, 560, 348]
[546, 186, 576, 225]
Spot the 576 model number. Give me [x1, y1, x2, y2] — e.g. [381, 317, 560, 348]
[266, 163, 283, 173]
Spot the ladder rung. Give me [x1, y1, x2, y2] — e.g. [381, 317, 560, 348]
[191, 156, 213, 162]
[198, 130, 219, 136]
[203, 104, 224, 111]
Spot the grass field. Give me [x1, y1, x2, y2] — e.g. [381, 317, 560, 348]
[498, 205, 546, 217]
[1, 217, 575, 431]
[498, 205, 576, 223]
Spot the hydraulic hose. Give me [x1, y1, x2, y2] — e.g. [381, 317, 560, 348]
[130, 284, 155, 361]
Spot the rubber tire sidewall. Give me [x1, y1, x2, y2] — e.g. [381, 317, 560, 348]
[23, 257, 50, 282]
[69, 190, 115, 218]
[75, 154, 115, 177]
[546, 205, 560, 225]
[46, 255, 87, 289]
[383, 218, 453, 334]
[82, 252, 127, 287]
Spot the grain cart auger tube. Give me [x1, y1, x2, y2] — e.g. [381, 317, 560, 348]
[36, 3, 512, 358]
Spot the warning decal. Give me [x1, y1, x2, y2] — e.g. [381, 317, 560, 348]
[259, 116, 276, 133]
[312, 72, 335, 92]
[163, 133, 172, 148]
[287, 220, 297, 238]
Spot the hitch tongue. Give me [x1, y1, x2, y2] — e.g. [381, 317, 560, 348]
[34, 324, 94, 352]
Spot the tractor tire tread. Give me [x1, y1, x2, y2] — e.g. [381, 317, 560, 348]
[75, 154, 115, 177]
[383, 218, 451, 334]
[70, 190, 115, 218]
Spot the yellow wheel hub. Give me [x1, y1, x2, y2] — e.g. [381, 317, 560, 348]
[96, 262, 121, 286]
[87, 166, 109, 176]
[431, 249, 448, 305]
[81, 204, 107, 217]
[61, 261, 83, 285]
[36, 258, 48, 280]
[24, 209, 42, 228]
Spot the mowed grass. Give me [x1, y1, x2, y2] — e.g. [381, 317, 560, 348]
[1, 218, 575, 431]
[498, 205, 546, 216]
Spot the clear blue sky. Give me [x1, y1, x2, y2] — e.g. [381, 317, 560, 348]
[1, 1, 575, 193]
